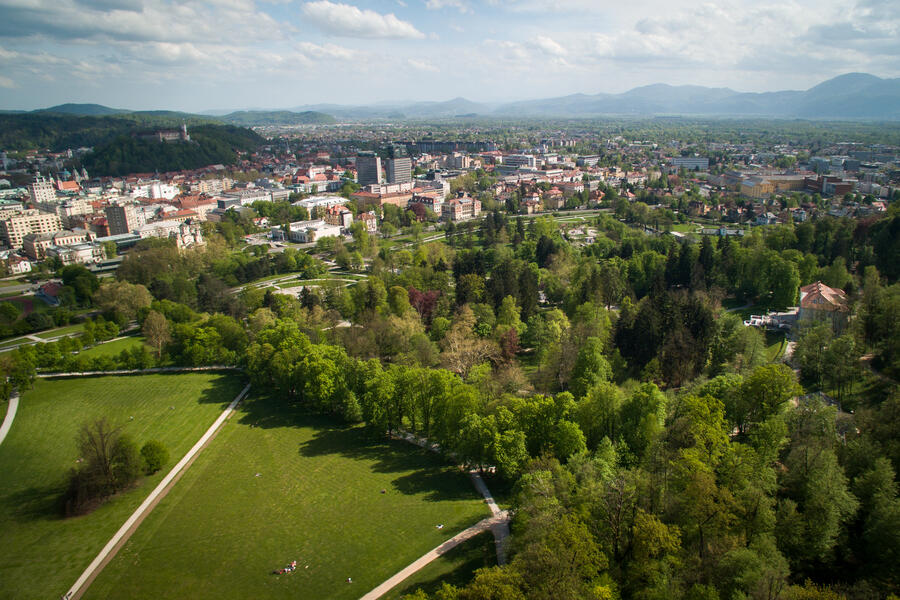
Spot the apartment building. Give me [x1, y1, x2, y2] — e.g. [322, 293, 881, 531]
[0, 210, 63, 249]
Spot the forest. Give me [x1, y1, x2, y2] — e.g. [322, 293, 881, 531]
[80, 124, 264, 176]
[2, 202, 898, 599]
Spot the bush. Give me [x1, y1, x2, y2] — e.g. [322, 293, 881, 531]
[141, 440, 169, 474]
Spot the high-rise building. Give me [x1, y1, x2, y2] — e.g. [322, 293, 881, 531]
[384, 144, 412, 184]
[356, 152, 383, 186]
[28, 176, 56, 207]
[0, 209, 63, 249]
[105, 204, 137, 236]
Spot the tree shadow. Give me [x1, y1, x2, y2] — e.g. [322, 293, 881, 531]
[386, 531, 496, 598]
[233, 394, 478, 501]
[4, 482, 67, 522]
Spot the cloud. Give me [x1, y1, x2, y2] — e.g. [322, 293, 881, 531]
[425, 0, 470, 13]
[301, 1, 425, 39]
[407, 57, 438, 72]
[533, 35, 566, 56]
[0, 74, 16, 88]
[296, 41, 359, 60]
[0, 0, 285, 44]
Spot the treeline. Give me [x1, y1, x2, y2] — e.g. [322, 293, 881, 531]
[81, 124, 263, 176]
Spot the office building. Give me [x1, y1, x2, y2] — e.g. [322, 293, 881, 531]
[105, 204, 138, 236]
[503, 154, 538, 169]
[385, 144, 412, 184]
[669, 157, 709, 171]
[356, 152, 383, 186]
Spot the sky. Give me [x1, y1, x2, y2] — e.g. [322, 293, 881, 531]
[0, 0, 897, 112]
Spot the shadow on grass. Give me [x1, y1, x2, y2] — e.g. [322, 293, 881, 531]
[385, 531, 496, 599]
[4, 481, 67, 522]
[235, 394, 476, 501]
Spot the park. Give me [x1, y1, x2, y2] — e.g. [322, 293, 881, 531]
[0, 370, 496, 599]
[84, 392, 492, 600]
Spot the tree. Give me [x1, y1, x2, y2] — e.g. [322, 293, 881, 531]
[140, 440, 169, 474]
[569, 337, 612, 399]
[142, 310, 171, 358]
[65, 418, 142, 514]
[93, 281, 152, 322]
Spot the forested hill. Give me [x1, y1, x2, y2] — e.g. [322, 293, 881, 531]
[0, 112, 218, 152]
[81, 125, 264, 176]
[219, 110, 336, 126]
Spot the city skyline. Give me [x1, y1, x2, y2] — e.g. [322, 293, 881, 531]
[0, 0, 898, 112]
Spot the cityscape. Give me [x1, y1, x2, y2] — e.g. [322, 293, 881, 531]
[0, 1, 899, 600]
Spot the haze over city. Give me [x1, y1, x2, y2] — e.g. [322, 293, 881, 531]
[0, 0, 898, 111]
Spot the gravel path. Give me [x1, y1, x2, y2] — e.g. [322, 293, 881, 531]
[0, 389, 19, 446]
[358, 511, 510, 600]
[62, 382, 252, 600]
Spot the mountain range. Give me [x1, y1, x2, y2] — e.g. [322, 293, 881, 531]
[24, 73, 900, 122]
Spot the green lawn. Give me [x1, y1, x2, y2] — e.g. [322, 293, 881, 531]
[383, 531, 496, 599]
[77, 335, 146, 359]
[0, 373, 246, 600]
[85, 394, 491, 600]
[34, 322, 85, 339]
[765, 331, 787, 362]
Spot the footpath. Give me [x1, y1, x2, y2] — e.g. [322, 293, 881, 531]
[358, 431, 512, 599]
[0, 389, 19, 446]
[39, 365, 241, 378]
[62, 381, 252, 600]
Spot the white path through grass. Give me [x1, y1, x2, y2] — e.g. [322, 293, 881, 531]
[0, 389, 19, 446]
[359, 511, 509, 600]
[63, 382, 251, 600]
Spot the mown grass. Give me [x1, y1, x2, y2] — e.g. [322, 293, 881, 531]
[0, 373, 245, 600]
[383, 531, 497, 599]
[85, 393, 491, 600]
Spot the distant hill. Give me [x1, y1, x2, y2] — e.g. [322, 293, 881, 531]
[279, 73, 900, 120]
[81, 124, 264, 176]
[219, 110, 336, 126]
[35, 103, 127, 116]
[492, 73, 900, 119]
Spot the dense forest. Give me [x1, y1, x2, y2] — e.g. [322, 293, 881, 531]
[2, 201, 899, 599]
[0, 111, 220, 152]
[80, 124, 264, 176]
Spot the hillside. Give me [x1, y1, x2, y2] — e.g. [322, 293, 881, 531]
[0, 112, 219, 152]
[220, 110, 336, 125]
[81, 124, 264, 176]
[35, 103, 127, 116]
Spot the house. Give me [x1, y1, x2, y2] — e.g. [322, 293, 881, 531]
[6, 254, 32, 274]
[755, 212, 779, 226]
[357, 211, 378, 234]
[36, 281, 62, 306]
[441, 194, 481, 222]
[798, 281, 849, 333]
[323, 204, 353, 229]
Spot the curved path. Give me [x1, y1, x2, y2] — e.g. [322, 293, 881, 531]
[359, 511, 510, 600]
[361, 432, 512, 599]
[62, 382, 252, 600]
[0, 389, 19, 446]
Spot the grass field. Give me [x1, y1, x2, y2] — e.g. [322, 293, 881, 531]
[383, 531, 496, 599]
[0, 373, 245, 600]
[77, 335, 146, 359]
[85, 393, 491, 600]
[765, 331, 787, 362]
[34, 322, 85, 339]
